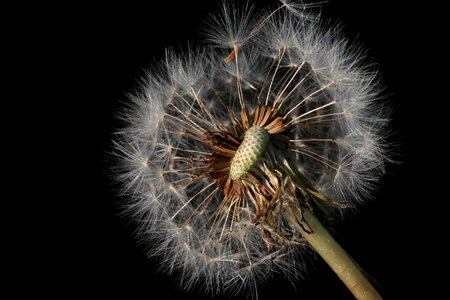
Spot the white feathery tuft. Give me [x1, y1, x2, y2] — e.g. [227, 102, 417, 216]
[204, 1, 257, 48]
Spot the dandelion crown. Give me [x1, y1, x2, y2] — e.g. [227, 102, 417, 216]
[114, 1, 388, 299]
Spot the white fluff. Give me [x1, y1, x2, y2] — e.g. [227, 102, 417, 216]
[113, 1, 389, 297]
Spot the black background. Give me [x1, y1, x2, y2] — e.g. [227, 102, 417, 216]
[34, 0, 437, 298]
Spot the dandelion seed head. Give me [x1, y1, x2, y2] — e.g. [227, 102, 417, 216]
[113, 0, 389, 297]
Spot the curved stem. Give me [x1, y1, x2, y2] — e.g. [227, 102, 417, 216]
[289, 209, 382, 300]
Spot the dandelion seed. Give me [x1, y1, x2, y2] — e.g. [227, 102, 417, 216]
[113, 1, 388, 299]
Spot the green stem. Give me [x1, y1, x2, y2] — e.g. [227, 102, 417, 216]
[290, 209, 382, 300]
